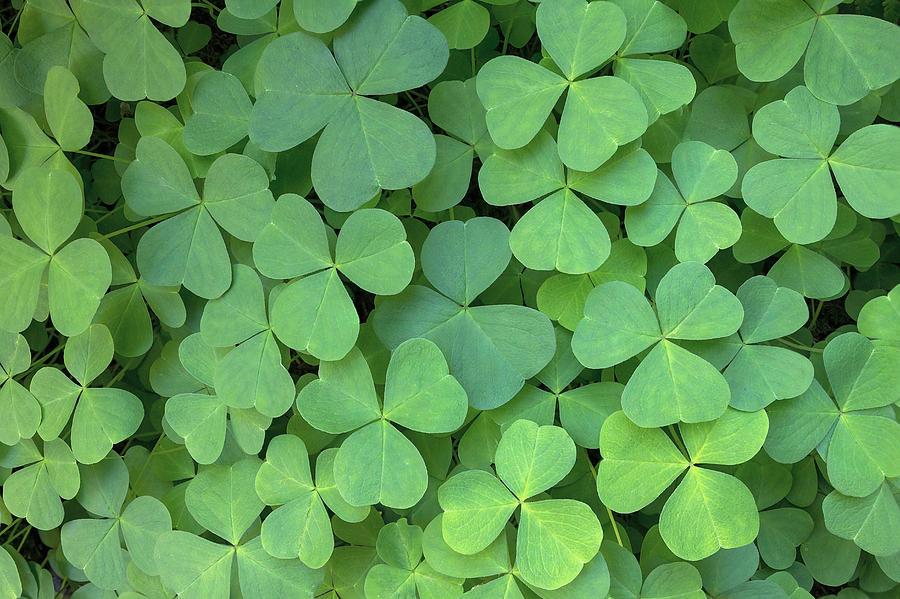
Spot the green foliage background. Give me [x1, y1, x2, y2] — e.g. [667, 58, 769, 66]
[0, 0, 899, 597]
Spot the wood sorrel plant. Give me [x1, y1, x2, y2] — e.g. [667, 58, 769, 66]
[1, 0, 899, 597]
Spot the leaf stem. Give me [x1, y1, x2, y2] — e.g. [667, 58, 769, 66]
[667, 425, 689, 460]
[19, 344, 66, 378]
[100, 213, 173, 239]
[775, 338, 823, 353]
[403, 92, 426, 120]
[586, 458, 623, 547]
[69, 149, 130, 164]
[809, 300, 824, 329]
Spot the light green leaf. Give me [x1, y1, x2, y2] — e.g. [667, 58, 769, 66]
[122, 136, 200, 217]
[293, 0, 357, 33]
[154, 531, 233, 599]
[428, 0, 490, 50]
[829, 124, 900, 220]
[536, 0, 626, 80]
[185, 459, 262, 544]
[621, 340, 730, 427]
[596, 411, 689, 513]
[12, 167, 81, 254]
[824, 332, 900, 411]
[572, 281, 660, 368]
[135, 206, 231, 299]
[495, 420, 575, 500]
[311, 96, 436, 211]
[269, 268, 358, 361]
[202, 153, 274, 242]
[252, 193, 333, 280]
[164, 393, 227, 464]
[182, 71, 252, 156]
[71, 387, 143, 464]
[680, 407, 768, 466]
[823, 484, 900, 557]
[752, 86, 839, 159]
[476, 56, 567, 150]
[438, 469, 517, 554]
[421, 218, 511, 305]
[102, 15, 186, 101]
[516, 499, 603, 590]
[558, 76, 648, 172]
[297, 347, 380, 434]
[48, 238, 112, 337]
[334, 420, 429, 509]
[612, 0, 687, 56]
[827, 412, 900, 497]
[335, 209, 414, 295]
[509, 189, 611, 274]
[382, 338, 468, 433]
[659, 467, 759, 561]
[43, 66, 92, 151]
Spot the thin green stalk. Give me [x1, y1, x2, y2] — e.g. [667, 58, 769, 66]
[100, 213, 174, 239]
[668, 425, 689, 460]
[69, 149, 130, 164]
[809, 300, 824, 329]
[20, 344, 66, 378]
[776, 338, 823, 353]
[404, 92, 426, 119]
[586, 459, 623, 547]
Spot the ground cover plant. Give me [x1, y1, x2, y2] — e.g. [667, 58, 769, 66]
[0, 0, 899, 597]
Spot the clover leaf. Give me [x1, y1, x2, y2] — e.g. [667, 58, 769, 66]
[729, 0, 900, 105]
[626, 140, 741, 263]
[298, 339, 467, 509]
[572, 261, 743, 426]
[122, 136, 274, 299]
[1, 167, 111, 336]
[597, 409, 765, 560]
[364, 518, 462, 598]
[60, 455, 171, 589]
[765, 332, 900, 497]
[154, 459, 323, 599]
[479, 130, 657, 274]
[253, 193, 414, 361]
[0, 332, 41, 446]
[249, 0, 449, 210]
[716, 276, 814, 411]
[439, 420, 602, 589]
[30, 325, 143, 464]
[1, 437, 79, 530]
[743, 86, 900, 243]
[374, 217, 555, 409]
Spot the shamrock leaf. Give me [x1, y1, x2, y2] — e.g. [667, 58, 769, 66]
[255, 435, 343, 568]
[413, 78, 489, 212]
[122, 136, 275, 299]
[716, 276, 814, 411]
[30, 325, 143, 464]
[477, 0, 650, 172]
[71, 0, 187, 101]
[298, 339, 467, 509]
[439, 420, 601, 590]
[857, 284, 900, 342]
[93, 237, 187, 358]
[253, 194, 414, 360]
[625, 140, 741, 263]
[1, 167, 111, 335]
[729, 0, 900, 105]
[597, 409, 765, 560]
[374, 218, 556, 410]
[249, 0, 449, 210]
[479, 131, 657, 273]
[0, 332, 41, 445]
[1, 438, 79, 530]
[765, 332, 900, 496]
[822, 482, 900, 557]
[200, 264, 294, 417]
[364, 519, 463, 598]
[61, 455, 172, 589]
[182, 71, 252, 156]
[155, 459, 323, 599]
[573, 261, 743, 426]
[743, 86, 900, 244]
